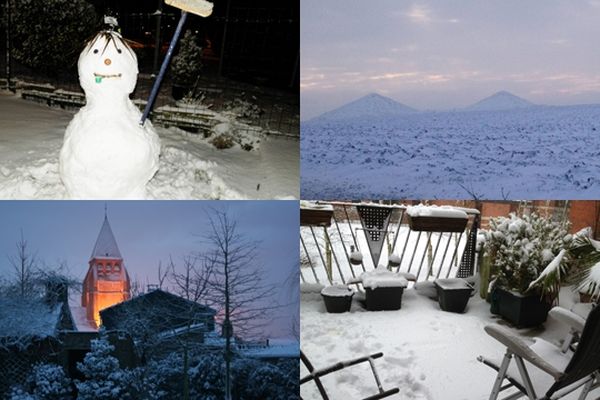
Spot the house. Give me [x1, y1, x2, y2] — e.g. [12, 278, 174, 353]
[100, 289, 217, 360]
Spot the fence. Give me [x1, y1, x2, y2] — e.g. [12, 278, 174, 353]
[300, 202, 481, 286]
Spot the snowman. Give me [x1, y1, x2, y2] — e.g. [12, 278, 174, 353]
[59, 29, 161, 199]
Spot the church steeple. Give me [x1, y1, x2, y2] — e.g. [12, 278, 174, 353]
[90, 214, 122, 260]
[82, 212, 130, 328]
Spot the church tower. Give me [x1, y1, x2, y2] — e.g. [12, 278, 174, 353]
[82, 212, 131, 328]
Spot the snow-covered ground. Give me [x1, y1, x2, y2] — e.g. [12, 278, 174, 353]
[301, 105, 600, 199]
[301, 284, 597, 400]
[0, 92, 299, 199]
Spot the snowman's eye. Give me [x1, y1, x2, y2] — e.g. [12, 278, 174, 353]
[117, 49, 122, 54]
[93, 49, 99, 54]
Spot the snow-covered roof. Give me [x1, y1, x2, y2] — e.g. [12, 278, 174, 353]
[90, 215, 122, 260]
[241, 339, 299, 359]
[0, 297, 63, 343]
[68, 292, 97, 332]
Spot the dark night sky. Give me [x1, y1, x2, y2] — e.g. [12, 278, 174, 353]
[0, 200, 299, 340]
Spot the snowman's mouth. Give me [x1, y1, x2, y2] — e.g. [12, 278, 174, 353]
[93, 72, 122, 83]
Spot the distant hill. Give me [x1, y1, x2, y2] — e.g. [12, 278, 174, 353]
[466, 91, 535, 111]
[309, 93, 417, 122]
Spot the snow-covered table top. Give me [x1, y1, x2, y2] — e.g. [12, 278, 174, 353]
[361, 267, 408, 289]
[406, 204, 468, 219]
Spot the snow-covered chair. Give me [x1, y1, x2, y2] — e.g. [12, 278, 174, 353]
[300, 350, 399, 400]
[478, 305, 600, 400]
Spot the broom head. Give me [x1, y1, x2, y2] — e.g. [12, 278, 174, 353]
[165, 0, 214, 17]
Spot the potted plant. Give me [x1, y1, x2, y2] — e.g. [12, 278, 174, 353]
[360, 267, 408, 311]
[406, 205, 468, 232]
[321, 285, 354, 313]
[530, 227, 600, 304]
[171, 30, 203, 100]
[484, 212, 571, 327]
[434, 278, 474, 313]
[300, 201, 334, 227]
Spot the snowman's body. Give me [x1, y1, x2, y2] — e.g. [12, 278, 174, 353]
[60, 30, 160, 199]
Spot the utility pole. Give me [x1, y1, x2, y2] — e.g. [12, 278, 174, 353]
[152, 0, 164, 76]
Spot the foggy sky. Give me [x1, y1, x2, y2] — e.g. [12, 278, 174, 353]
[0, 201, 299, 340]
[301, 0, 600, 120]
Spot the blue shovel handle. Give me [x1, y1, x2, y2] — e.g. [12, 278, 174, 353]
[140, 11, 189, 126]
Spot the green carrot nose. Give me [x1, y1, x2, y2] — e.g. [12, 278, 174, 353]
[95, 76, 102, 84]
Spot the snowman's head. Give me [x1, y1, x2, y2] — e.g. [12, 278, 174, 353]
[78, 30, 138, 97]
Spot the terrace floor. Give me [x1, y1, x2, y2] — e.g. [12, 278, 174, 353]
[300, 284, 597, 400]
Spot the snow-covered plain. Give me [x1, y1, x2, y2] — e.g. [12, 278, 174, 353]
[0, 92, 299, 199]
[301, 105, 600, 199]
[301, 285, 598, 400]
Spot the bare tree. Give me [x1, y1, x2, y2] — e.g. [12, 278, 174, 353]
[169, 255, 212, 302]
[284, 261, 300, 342]
[7, 230, 37, 297]
[166, 253, 215, 400]
[157, 261, 169, 290]
[203, 209, 278, 400]
[129, 275, 144, 298]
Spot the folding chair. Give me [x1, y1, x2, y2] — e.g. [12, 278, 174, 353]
[478, 305, 600, 400]
[300, 350, 400, 400]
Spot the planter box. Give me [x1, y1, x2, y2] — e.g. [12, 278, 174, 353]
[360, 268, 408, 311]
[300, 207, 333, 227]
[365, 287, 404, 311]
[321, 285, 354, 313]
[407, 215, 467, 233]
[434, 278, 473, 313]
[491, 287, 551, 328]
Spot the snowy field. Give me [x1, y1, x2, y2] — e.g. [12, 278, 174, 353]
[0, 92, 299, 199]
[301, 285, 597, 400]
[301, 105, 600, 199]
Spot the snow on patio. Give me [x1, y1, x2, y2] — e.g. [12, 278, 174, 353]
[301, 285, 596, 400]
[300, 204, 599, 399]
[0, 92, 298, 199]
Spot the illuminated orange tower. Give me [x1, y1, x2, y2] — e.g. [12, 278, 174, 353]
[82, 212, 131, 328]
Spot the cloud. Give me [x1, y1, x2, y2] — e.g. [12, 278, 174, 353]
[406, 4, 431, 23]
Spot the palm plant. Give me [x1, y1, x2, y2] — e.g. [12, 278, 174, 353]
[529, 228, 600, 302]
